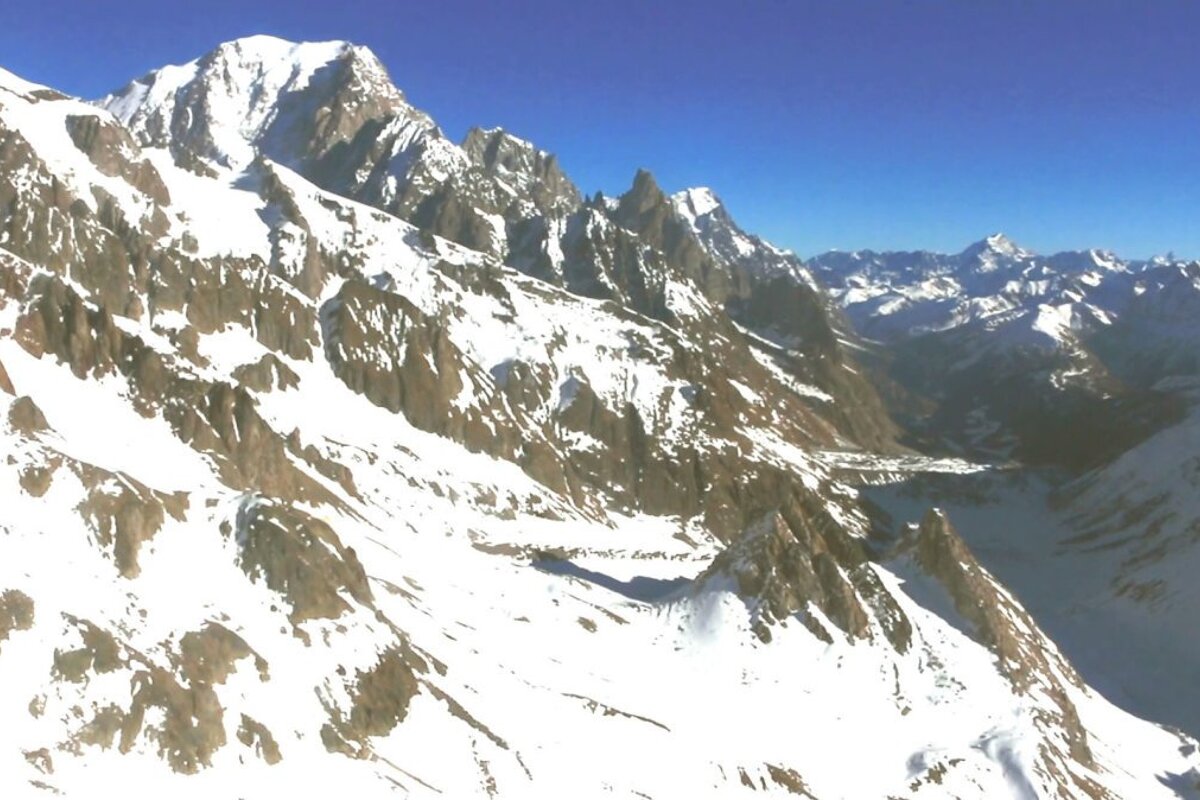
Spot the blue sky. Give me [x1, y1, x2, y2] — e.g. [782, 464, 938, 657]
[3, 0, 1198, 258]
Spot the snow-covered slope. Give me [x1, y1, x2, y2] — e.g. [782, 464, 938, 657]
[854, 395, 1200, 749]
[0, 37, 1198, 799]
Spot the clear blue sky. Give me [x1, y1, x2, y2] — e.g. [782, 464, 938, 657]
[3, 0, 1198, 258]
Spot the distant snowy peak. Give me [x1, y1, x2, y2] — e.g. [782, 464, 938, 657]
[955, 233, 1034, 275]
[807, 236, 1200, 351]
[962, 232, 1028, 259]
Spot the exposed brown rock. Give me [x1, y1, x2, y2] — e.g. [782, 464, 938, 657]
[851, 562, 913, 653]
[7, 395, 47, 435]
[54, 618, 267, 774]
[14, 273, 335, 503]
[52, 618, 122, 683]
[76, 466, 188, 578]
[15, 274, 127, 378]
[346, 647, 421, 738]
[320, 644, 426, 761]
[64, 114, 171, 205]
[23, 748, 53, 775]
[697, 486, 887, 644]
[237, 715, 282, 765]
[120, 665, 228, 773]
[0, 121, 158, 316]
[284, 430, 361, 501]
[0, 358, 13, 394]
[229, 498, 372, 623]
[0, 589, 35, 651]
[18, 457, 59, 497]
[322, 277, 575, 498]
[232, 353, 300, 393]
[461, 126, 581, 220]
[74, 705, 123, 750]
[177, 623, 268, 685]
[765, 764, 815, 797]
[912, 510, 1078, 691]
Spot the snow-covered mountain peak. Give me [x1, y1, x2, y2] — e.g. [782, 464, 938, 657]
[960, 232, 1030, 263]
[207, 34, 352, 69]
[100, 36, 409, 172]
[664, 186, 814, 289]
[671, 186, 724, 222]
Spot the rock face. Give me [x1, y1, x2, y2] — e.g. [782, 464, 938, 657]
[0, 37, 1195, 800]
[230, 497, 373, 623]
[64, 113, 171, 205]
[0, 590, 34, 651]
[101, 39, 899, 454]
[77, 465, 188, 578]
[321, 646, 423, 757]
[897, 510, 1105, 798]
[696, 487, 905, 648]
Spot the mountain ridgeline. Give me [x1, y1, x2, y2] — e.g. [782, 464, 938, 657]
[0, 35, 1198, 799]
[811, 236, 1197, 468]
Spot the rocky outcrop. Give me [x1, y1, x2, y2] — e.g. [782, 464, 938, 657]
[237, 715, 282, 765]
[52, 617, 122, 683]
[64, 114, 171, 205]
[321, 646, 423, 757]
[0, 590, 34, 652]
[462, 127, 581, 220]
[557, 207, 672, 319]
[15, 273, 333, 502]
[229, 497, 373, 624]
[76, 466, 188, 578]
[7, 395, 47, 435]
[0, 119, 163, 317]
[912, 510, 1083, 688]
[176, 623, 268, 686]
[903, 509, 1101, 791]
[232, 353, 300, 393]
[613, 170, 732, 302]
[0, 358, 13, 395]
[321, 276, 574, 497]
[697, 485, 910, 647]
[146, 252, 318, 361]
[51, 617, 270, 773]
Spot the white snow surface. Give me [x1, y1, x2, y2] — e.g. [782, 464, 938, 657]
[0, 46, 1196, 800]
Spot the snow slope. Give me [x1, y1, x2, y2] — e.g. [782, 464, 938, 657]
[0, 38, 1196, 800]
